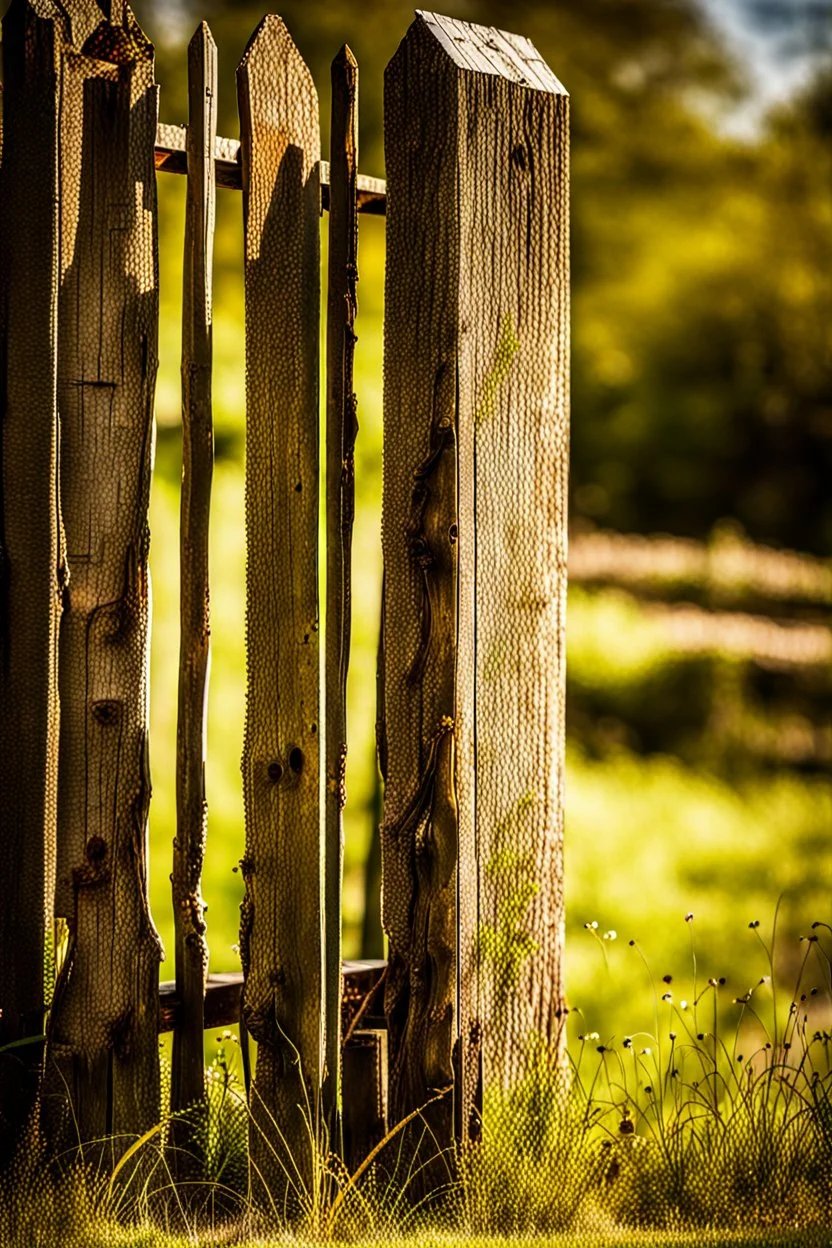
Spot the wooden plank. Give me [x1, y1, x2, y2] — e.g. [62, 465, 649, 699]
[158, 961, 388, 1035]
[323, 42, 359, 1145]
[153, 122, 387, 212]
[160, 973, 243, 1036]
[171, 20, 217, 1131]
[155, 123, 244, 190]
[342, 1030, 388, 1173]
[45, 1, 163, 1157]
[237, 14, 323, 1208]
[0, 0, 65, 1161]
[381, 10, 570, 1164]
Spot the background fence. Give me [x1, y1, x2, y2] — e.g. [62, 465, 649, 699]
[0, 0, 570, 1195]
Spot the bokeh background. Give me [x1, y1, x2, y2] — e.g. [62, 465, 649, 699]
[123, 0, 831, 1051]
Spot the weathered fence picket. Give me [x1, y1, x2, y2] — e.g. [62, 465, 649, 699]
[44, 0, 163, 1152]
[381, 13, 569, 1160]
[171, 20, 217, 1133]
[237, 16, 325, 1201]
[0, 2, 570, 1199]
[324, 42, 360, 1140]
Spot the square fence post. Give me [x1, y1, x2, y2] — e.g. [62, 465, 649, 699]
[381, 10, 570, 1164]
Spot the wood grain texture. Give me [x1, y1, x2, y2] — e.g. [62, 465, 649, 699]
[171, 21, 217, 1135]
[237, 15, 323, 1205]
[0, 0, 65, 1157]
[382, 11, 569, 1151]
[45, 0, 163, 1155]
[382, 16, 460, 1163]
[324, 43, 359, 1143]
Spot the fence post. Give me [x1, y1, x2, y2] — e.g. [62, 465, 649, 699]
[381, 10, 570, 1160]
[0, 0, 65, 1162]
[44, 0, 163, 1155]
[171, 20, 217, 1152]
[237, 16, 324, 1205]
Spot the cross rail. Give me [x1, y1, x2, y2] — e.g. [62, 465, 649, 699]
[154, 121, 388, 211]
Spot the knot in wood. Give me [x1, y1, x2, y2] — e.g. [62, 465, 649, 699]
[91, 699, 121, 727]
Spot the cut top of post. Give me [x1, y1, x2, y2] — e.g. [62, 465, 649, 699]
[414, 10, 567, 94]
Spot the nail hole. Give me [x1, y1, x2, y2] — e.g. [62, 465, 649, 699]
[448, 523, 458, 543]
[295, 481, 302, 492]
[310, 724, 317, 734]
[267, 761, 283, 783]
[289, 747, 304, 775]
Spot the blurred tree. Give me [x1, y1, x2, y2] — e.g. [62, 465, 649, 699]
[571, 63, 832, 553]
[134, 0, 738, 168]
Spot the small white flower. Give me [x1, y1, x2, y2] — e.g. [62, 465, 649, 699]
[680, 1000, 688, 1010]
[603, 930, 617, 941]
[641, 1047, 652, 1056]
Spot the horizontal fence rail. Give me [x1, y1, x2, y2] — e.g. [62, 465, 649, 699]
[154, 121, 388, 210]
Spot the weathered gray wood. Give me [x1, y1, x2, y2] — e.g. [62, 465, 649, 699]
[45, 0, 163, 1156]
[237, 15, 323, 1207]
[0, 0, 65, 1160]
[381, 9, 570, 1158]
[324, 43, 359, 1146]
[171, 20, 217, 1136]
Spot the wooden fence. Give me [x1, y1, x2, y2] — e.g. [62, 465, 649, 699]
[0, 0, 570, 1197]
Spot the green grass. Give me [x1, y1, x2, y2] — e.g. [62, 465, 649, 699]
[4, 923, 832, 1246]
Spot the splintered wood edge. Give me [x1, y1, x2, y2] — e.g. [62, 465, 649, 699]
[154, 123, 386, 211]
